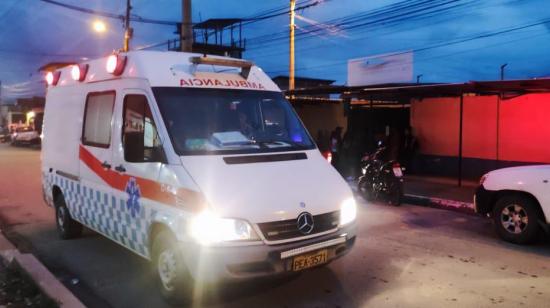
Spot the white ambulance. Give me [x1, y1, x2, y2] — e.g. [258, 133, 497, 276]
[41, 51, 356, 302]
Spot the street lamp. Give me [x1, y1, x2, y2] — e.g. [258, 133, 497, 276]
[92, 20, 107, 33]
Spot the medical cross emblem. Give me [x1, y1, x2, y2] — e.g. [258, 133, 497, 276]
[125, 177, 141, 218]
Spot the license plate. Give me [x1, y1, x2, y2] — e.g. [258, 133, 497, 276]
[292, 249, 328, 271]
[393, 167, 403, 177]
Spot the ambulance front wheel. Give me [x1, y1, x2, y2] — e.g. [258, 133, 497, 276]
[54, 192, 83, 239]
[152, 230, 194, 305]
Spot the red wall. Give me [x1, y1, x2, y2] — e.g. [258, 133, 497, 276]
[499, 94, 550, 163]
[411, 93, 550, 163]
[463, 96, 498, 160]
[410, 97, 459, 157]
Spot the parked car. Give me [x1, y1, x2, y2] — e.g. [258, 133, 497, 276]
[11, 126, 40, 146]
[0, 127, 10, 143]
[475, 166, 550, 244]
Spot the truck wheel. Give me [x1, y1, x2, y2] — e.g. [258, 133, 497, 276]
[152, 230, 194, 305]
[493, 195, 541, 244]
[54, 193, 82, 239]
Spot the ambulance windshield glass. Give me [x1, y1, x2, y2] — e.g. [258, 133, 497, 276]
[153, 88, 316, 155]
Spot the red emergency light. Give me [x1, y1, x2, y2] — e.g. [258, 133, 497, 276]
[71, 64, 89, 82]
[45, 71, 61, 86]
[106, 54, 127, 76]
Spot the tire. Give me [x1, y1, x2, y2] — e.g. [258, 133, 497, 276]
[493, 195, 541, 244]
[387, 180, 403, 206]
[358, 177, 375, 202]
[152, 230, 194, 305]
[54, 193, 83, 239]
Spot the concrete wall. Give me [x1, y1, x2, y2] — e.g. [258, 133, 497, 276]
[293, 103, 347, 150]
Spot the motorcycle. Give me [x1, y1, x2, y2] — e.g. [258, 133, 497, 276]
[357, 145, 404, 206]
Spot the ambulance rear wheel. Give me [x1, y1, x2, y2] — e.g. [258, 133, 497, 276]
[152, 230, 194, 305]
[54, 193, 82, 239]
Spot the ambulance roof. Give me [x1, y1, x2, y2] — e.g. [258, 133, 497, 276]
[48, 50, 279, 92]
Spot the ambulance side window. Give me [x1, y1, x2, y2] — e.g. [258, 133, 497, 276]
[122, 95, 164, 162]
[82, 91, 115, 148]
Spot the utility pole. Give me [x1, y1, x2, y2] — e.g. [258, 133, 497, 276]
[181, 0, 193, 52]
[289, 0, 296, 90]
[416, 74, 423, 84]
[123, 0, 133, 52]
[500, 63, 508, 81]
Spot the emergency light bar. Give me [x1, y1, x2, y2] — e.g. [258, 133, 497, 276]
[106, 54, 127, 76]
[71, 64, 89, 82]
[189, 56, 254, 79]
[45, 71, 61, 86]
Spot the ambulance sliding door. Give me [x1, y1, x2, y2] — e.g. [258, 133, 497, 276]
[78, 91, 116, 229]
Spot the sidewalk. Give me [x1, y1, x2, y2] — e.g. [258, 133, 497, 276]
[403, 175, 477, 214]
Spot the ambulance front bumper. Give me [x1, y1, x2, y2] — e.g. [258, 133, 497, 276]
[181, 223, 356, 283]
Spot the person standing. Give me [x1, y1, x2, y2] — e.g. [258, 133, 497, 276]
[330, 126, 343, 169]
[400, 126, 418, 171]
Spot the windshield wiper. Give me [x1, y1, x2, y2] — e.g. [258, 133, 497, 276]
[254, 139, 305, 148]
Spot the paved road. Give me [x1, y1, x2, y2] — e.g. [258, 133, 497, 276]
[1, 144, 549, 307]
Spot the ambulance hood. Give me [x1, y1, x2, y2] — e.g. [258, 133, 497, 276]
[179, 150, 353, 223]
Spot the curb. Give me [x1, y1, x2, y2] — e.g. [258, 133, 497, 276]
[403, 193, 475, 215]
[0, 231, 85, 308]
[348, 180, 476, 215]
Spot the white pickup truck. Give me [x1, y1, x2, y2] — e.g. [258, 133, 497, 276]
[475, 166, 550, 244]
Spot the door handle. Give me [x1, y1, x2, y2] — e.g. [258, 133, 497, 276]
[101, 161, 111, 169]
[115, 165, 126, 173]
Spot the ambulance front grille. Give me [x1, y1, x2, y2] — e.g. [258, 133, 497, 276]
[257, 211, 340, 242]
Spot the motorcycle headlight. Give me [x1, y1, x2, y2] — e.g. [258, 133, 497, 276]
[189, 211, 260, 245]
[340, 198, 357, 226]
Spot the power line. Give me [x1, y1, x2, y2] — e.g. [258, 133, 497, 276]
[243, 0, 320, 21]
[247, 0, 472, 48]
[264, 17, 550, 75]
[242, 0, 323, 26]
[39, 0, 186, 26]
[39, 0, 322, 27]
[137, 1, 324, 51]
[246, 0, 439, 44]
[248, 0, 503, 59]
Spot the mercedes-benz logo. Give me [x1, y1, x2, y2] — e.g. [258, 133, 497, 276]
[296, 212, 314, 235]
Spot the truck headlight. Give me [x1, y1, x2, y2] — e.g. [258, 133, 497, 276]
[189, 211, 260, 245]
[479, 174, 488, 186]
[340, 198, 357, 226]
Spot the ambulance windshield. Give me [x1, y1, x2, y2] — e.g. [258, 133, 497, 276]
[152, 88, 316, 155]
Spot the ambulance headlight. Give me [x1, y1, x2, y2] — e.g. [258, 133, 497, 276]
[189, 211, 260, 245]
[340, 198, 357, 226]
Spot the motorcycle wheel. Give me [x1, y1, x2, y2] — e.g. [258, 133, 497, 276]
[387, 180, 403, 206]
[357, 177, 376, 202]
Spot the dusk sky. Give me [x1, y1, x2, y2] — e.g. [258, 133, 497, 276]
[1, 0, 549, 102]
